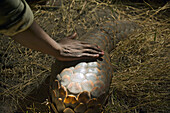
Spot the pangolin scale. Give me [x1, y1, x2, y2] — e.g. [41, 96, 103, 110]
[49, 20, 139, 113]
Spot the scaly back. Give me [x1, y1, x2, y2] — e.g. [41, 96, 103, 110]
[50, 20, 139, 113]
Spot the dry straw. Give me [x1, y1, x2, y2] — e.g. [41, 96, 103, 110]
[0, 0, 169, 112]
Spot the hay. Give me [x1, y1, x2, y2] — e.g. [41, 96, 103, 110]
[0, 0, 169, 112]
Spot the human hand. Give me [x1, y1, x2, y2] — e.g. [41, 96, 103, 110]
[56, 33, 104, 61]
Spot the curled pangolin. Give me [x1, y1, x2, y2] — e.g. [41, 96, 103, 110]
[49, 20, 140, 113]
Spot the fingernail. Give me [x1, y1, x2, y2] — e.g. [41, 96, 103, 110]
[95, 54, 99, 57]
[100, 51, 104, 55]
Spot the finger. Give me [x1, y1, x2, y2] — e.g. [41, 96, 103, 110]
[77, 53, 100, 58]
[80, 41, 101, 49]
[80, 41, 93, 45]
[66, 32, 77, 39]
[83, 49, 104, 55]
[56, 55, 97, 61]
[80, 41, 99, 47]
[82, 44, 102, 52]
[59, 51, 101, 61]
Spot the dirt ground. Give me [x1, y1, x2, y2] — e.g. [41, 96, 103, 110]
[0, 0, 169, 113]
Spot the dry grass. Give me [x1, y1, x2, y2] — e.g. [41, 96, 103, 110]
[106, 1, 170, 112]
[0, 0, 169, 112]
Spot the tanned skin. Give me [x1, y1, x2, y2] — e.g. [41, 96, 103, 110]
[12, 21, 104, 61]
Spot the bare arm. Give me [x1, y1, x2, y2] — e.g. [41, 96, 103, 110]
[12, 21, 104, 61]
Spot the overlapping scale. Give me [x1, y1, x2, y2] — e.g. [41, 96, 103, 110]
[73, 67, 87, 74]
[67, 82, 82, 94]
[51, 59, 110, 112]
[64, 95, 79, 108]
[91, 87, 102, 97]
[75, 62, 88, 68]
[51, 90, 58, 104]
[74, 103, 87, 113]
[63, 108, 75, 113]
[97, 92, 107, 104]
[50, 103, 58, 113]
[58, 61, 107, 95]
[87, 98, 98, 108]
[60, 68, 73, 77]
[94, 80, 105, 90]
[87, 62, 99, 68]
[81, 80, 94, 92]
[70, 73, 85, 83]
[55, 98, 65, 112]
[59, 85, 67, 100]
[52, 80, 60, 90]
[85, 73, 98, 82]
[77, 91, 91, 104]
[61, 75, 71, 86]
[87, 67, 100, 75]
[50, 21, 139, 113]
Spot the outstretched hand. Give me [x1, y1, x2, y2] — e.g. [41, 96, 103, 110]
[56, 33, 104, 61]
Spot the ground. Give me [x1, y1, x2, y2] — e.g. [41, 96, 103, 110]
[0, 0, 169, 113]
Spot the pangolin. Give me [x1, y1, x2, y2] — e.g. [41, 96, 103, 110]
[49, 20, 139, 113]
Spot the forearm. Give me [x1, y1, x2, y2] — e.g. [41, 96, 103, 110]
[12, 21, 61, 58]
[1, 0, 103, 61]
